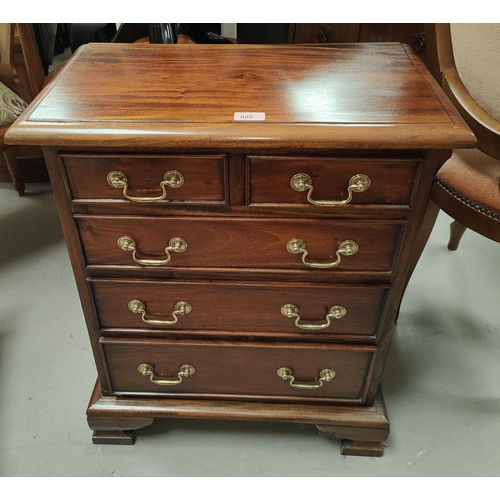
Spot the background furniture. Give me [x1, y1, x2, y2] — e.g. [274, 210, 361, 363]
[30, 23, 58, 74]
[289, 23, 425, 53]
[111, 23, 234, 44]
[0, 23, 49, 194]
[6, 43, 474, 457]
[426, 23, 500, 249]
[406, 24, 500, 288]
[1, 23, 25, 195]
[0, 23, 43, 196]
[84, 23, 428, 51]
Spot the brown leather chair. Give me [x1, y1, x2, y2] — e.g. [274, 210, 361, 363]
[407, 23, 500, 280]
[426, 23, 500, 247]
[398, 23, 500, 316]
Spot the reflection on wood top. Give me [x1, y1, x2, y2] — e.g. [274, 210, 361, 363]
[6, 43, 476, 150]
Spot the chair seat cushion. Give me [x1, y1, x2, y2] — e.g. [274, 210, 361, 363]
[0, 81, 28, 126]
[436, 148, 500, 215]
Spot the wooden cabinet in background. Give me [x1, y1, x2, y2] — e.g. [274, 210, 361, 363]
[289, 23, 426, 56]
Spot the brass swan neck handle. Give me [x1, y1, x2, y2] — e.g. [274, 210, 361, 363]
[138, 363, 195, 386]
[128, 300, 192, 326]
[277, 367, 336, 389]
[281, 303, 346, 330]
[286, 238, 358, 269]
[290, 173, 370, 206]
[107, 169, 184, 202]
[117, 236, 187, 266]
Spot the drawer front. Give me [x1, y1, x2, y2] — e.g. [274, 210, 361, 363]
[91, 279, 388, 337]
[102, 337, 377, 403]
[77, 216, 404, 273]
[247, 156, 419, 206]
[62, 154, 227, 204]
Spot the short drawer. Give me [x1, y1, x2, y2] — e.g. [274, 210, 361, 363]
[77, 216, 404, 274]
[91, 279, 388, 339]
[247, 156, 420, 207]
[101, 337, 377, 403]
[61, 154, 227, 204]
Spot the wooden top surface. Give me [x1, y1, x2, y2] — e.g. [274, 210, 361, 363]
[6, 43, 475, 150]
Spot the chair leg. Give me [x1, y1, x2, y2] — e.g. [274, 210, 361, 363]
[3, 146, 25, 196]
[448, 220, 467, 251]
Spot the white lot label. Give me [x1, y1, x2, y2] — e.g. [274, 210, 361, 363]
[234, 112, 266, 121]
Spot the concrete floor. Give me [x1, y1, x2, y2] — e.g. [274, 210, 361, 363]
[1, 181, 499, 477]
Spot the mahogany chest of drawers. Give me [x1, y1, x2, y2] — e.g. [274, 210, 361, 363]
[6, 43, 474, 456]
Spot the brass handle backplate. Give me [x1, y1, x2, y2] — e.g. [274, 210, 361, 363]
[286, 238, 358, 268]
[117, 236, 187, 266]
[277, 367, 336, 389]
[281, 303, 346, 330]
[138, 363, 195, 386]
[107, 169, 184, 202]
[128, 300, 192, 326]
[290, 173, 370, 206]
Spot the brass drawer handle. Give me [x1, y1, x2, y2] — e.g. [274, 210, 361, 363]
[286, 238, 358, 268]
[277, 367, 336, 389]
[117, 236, 187, 266]
[290, 173, 370, 206]
[138, 363, 195, 386]
[281, 303, 346, 330]
[107, 169, 184, 202]
[128, 300, 192, 326]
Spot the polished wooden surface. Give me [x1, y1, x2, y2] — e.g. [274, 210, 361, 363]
[102, 337, 376, 403]
[5, 44, 476, 456]
[77, 216, 403, 273]
[62, 154, 227, 203]
[91, 278, 388, 338]
[6, 43, 474, 150]
[247, 155, 419, 206]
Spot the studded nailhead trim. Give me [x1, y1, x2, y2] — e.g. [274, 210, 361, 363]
[436, 177, 500, 221]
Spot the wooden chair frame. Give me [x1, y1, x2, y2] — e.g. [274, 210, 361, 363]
[400, 23, 500, 314]
[423, 23, 500, 246]
[1, 23, 46, 195]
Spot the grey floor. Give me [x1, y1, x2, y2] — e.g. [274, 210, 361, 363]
[1, 181, 499, 477]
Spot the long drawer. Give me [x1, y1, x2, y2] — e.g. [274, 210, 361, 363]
[247, 155, 420, 207]
[91, 279, 388, 338]
[61, 154, 228, 204]
[77, 216, 404, 273]
[101, 337, 377, 403]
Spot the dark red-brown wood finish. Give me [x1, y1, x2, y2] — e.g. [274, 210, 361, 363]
[6, 42, 475, 457]
[8, 43, 473, 150]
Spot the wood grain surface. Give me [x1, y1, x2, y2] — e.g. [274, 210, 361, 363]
[91, 278, 388, 337]
[62, 153, 227, 203]
[5, 43, 476, 150]
[247, 155, 419, 206]
[76, 216, 404, 272]
[101, 337, 377, 403]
